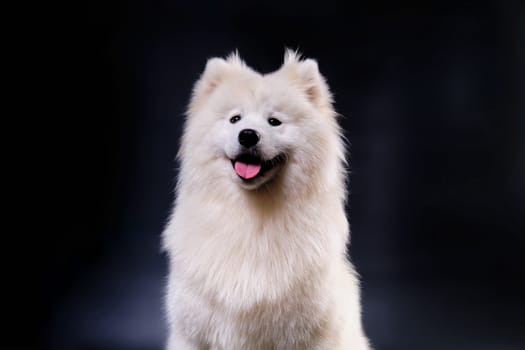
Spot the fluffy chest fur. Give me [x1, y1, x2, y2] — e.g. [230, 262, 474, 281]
[165, 191, 347, 307]
[164, 192, 348, 350]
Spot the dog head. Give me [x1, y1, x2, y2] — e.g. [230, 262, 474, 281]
[180, 50, 344, 194]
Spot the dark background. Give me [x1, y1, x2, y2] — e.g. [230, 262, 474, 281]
[9, 0, 524, 349]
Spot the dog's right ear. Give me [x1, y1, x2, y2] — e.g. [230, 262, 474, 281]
[279, 50, 333, 112]
[189, 58, 230, 113]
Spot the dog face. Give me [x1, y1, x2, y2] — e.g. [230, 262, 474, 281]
[181, 51, 340, 192]
[221, 106, 290, 190]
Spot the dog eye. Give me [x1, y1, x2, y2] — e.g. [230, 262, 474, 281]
[230, 115, 241, 124]
[268, 117, 282, 126]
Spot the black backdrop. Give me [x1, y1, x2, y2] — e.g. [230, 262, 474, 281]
[10, 1, 524, 349]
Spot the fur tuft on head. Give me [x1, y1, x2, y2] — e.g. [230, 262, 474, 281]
[225, 49, 247, 67]
[283, 48, 303, 64]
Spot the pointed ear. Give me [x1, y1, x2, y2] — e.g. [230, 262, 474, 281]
[280, 54, 333, 110]
[189, 58, 231, 112]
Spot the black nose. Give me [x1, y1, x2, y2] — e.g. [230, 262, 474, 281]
[238, 129, 260, 148]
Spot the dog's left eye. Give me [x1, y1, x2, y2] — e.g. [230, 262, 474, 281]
[268, 117, 282, 126]
[230, 115, 241, 124]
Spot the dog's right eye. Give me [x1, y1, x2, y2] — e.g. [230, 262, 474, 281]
[268, 117, 282, 126]
[230, 115, 241, 124]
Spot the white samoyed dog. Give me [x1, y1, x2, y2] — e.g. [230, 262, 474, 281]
[163, 50, 370, 350]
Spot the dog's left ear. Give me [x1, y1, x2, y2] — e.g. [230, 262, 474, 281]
[280, 52, 333, 111]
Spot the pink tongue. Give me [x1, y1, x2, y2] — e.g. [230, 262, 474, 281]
[234, 161, 261, 179]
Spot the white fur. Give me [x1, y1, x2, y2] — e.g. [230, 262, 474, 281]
[163, 50, 370, 350]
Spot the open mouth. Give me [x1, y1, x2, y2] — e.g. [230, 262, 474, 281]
[231, 153, 285, 181]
